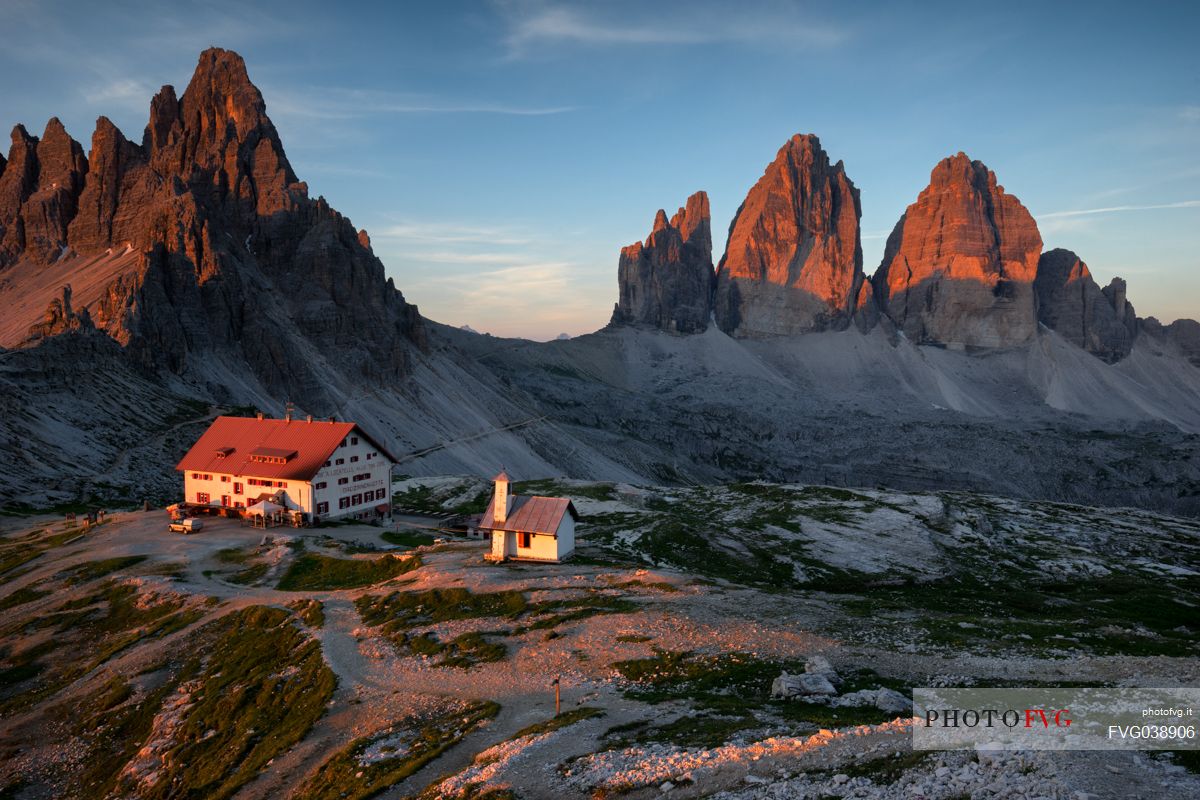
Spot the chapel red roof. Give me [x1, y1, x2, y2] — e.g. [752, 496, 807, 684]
[175, 416, 396, 480]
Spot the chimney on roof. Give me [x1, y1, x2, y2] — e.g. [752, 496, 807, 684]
[256, 411, 264, 420]
[306, 414, 313, 423]
[284, 400, 294, 422]
[493, 470, 511, 524]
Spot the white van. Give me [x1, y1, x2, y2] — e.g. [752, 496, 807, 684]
[168, 518, 203, 534]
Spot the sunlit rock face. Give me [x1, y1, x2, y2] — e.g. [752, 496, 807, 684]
[612, 191, 714, 334]
[872, 153, 1042, 349]
[0, 47, 425, 411]
[1034, 248, 1136, 362]
[0, 119, 89, 266]
[715, 134, 869, 337]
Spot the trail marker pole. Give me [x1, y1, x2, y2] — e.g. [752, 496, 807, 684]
[553, 676, 560, 716]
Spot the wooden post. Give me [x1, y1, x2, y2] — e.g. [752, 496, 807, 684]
[553, 677, 561, 717]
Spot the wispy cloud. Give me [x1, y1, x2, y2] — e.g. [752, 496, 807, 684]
[403, 260, 604, 338]
[372, 213, 609, 338]
[1037, 200, 1200, 219]
[373, 222, 533, 247]
[83, 77, 158, 110]
[408, 251, 535, 265]
[1037, 216, 1097, 236]
[1180, 106, 1200, 122]
[499, 1, 847, 58]
[265, 85, 574, 121]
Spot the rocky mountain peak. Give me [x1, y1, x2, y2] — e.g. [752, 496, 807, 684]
[1102, 277, 1130, 322]
[1034, 248, 1136, 362]
[139, 48, 297, 220]
[872, 153, 1042, 348]
[67, 116, 144, 253]
[0, 119, 90, 264]
[145, 85, 180, 152]
[0, 126, 37, 217]
[612, 190, 715, 334]
[714, 132, 865, 337]
[672, 190, 710, 253]
[36, 117, 87, 193]
[176, 48, 274, 146]
[0, 46, 425, 413]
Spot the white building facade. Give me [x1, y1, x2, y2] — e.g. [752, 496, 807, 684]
[177, 415, 397, 522]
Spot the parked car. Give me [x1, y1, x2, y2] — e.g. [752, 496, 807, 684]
[168, 518, 203, 534]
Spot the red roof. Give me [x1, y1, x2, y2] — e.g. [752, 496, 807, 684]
[478, 494, 578, 534]
[175, 416, 397, 480]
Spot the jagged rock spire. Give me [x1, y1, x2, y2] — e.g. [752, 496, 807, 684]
[872, 153, 1042, 349]
[715, 133, 865, 337]
[612, 190, 714, 334]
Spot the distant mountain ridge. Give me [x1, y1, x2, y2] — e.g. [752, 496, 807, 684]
[0, 48, 424, 404]
[611, 136, 1196, 361]
[2, 47, 1199, 516]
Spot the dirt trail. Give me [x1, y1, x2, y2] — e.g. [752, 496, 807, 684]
[317, 599, 376, 689]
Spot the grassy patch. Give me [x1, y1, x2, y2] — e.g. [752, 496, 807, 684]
[293, 700, 500, 800]
[59, 555, 149, 586]
[277, 553, 421, 591]
[55, 677, 172, 795]
[403, 631, 508, 668]
[836, 750, 932, 783]
[517, 594, 639, 633]
[357, 588, 528, 631]
[227, 562, 269, 586]
[843, 570, 1200, 658]
[0, 584, 49, 612]
[509, 706, 604, 740]
[141, 561, 188, 579]
[448, 489, 492, 515]
[288, 598, 325, 628]
[611, 650, 908, 734]
[0, 581, 203, 716]
[79, 606, 337, 800]
[514, 480, 617, 502]
[609, 712, 759, 749]
[594, 513, 796, 590]
[382, 529, 436, 548]
[0, 547, 44, 577]
[0, 523, 116, 578]
[392, 484, 444, 514]
[355, 588, 529, 667]
[215, 547, 254, 564]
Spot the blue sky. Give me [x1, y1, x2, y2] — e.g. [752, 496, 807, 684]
[2, 0, 1197, 339]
